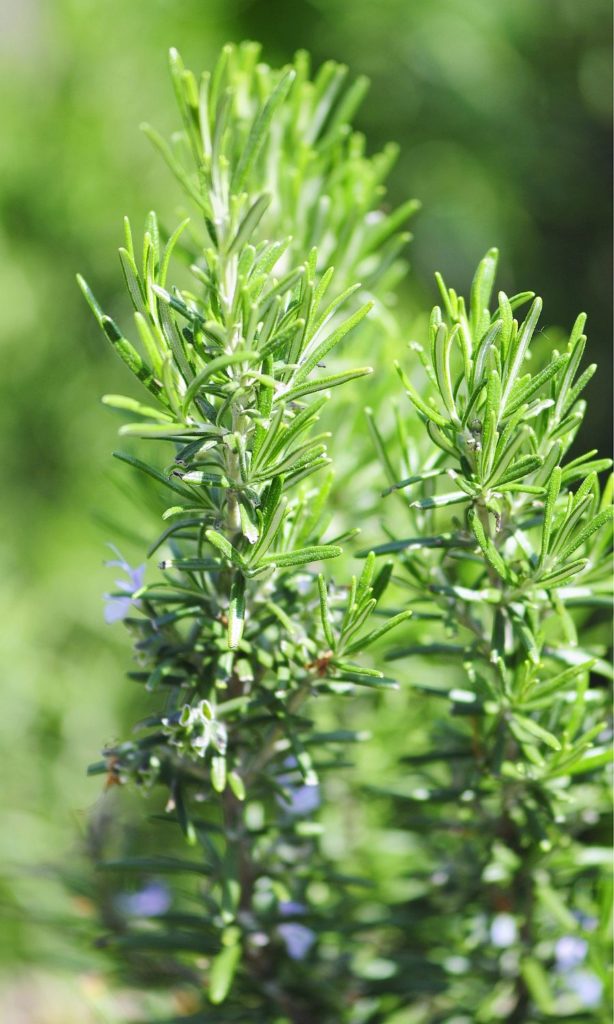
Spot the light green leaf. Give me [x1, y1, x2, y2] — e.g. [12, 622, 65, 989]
[409, 491, 468, 510]
[520, 958, 555, 1015]
[182, 350, 260, 411]
[232, 68, 296, 191]
[467, 507, 511, 582]
[112, 451, 195, 498]
[78, 275, 163, 399]
[206, 529, 245, 567]
[469, 247, 498, 339]
[227, 193, 271, 255]
[262, 545, 342, 568]
[511, 714, 561, 751]
[501, 297, 542, 405]
[228, 770, 246, 801]
[538, 465, 562, 568]
[558, 506, 613, 562]
[211, 755, 227, 793]
[227, 574, 246, 649]
[280, 366, 372, 403]
[209, 941, 241, 1004]
[294, 302, 373, 382]
[395, 361, 448, 428]
[317, 574, 336, 650]
[344, 610, 413, 656]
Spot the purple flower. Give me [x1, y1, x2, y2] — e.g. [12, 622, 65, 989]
[566, 969, 603, 1008]
[278, 905, 317, 958]
[554, 934, 602, 1009]
[277, 757, 320, 816]
[281, 782, 320, 816]
[103, 545, 145, 623]
[276, 901, 316, 960]
[555, 935, 588, 971]
[279, 901, 306, 917]
[278, 923, 316, 960]
[490, 913, 517, 948]
[116, 880, 170, 918]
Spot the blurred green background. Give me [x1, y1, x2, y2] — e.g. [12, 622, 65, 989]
[0, 0, 611, 1018]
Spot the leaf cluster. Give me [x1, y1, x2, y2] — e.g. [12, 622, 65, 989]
[80, 44, 415, 1020]
[365, 252, 613, 1019]
[77, 43, 612, 1024]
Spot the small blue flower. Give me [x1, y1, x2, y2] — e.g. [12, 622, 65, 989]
[555, 935, 588, 971]
[566, 969, 603, 1008]
[282, 782, 320, 816]
[279, 900, 306, 917]
[554, 934, 602, 1009]
[116, 880, 170, 918]
[277, 757, 320, 816]
[276, 900, 316, 959]
[278, 923, 316, 960]
[490, 913, 517, 948]
[103, 545, 145, 623]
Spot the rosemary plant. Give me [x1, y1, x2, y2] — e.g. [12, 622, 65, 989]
[367, 250, 613, 1020]
[78, 39, 612, 1024]
[79, 44, 414, 1020]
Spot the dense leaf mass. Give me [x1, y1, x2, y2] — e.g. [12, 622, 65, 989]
[81, 44, 414, 1021]
[367, 251, 613, 1019]
[80, 44, 612, 1024]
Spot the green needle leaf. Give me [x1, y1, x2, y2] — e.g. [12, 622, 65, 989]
[294, 301, 373, 382]
[261, 545, 342, 568]
[231, 68, 296, 191]
[280, 366, 372, 403]
[209, 942, 241, 1004]
[182, 350, 260, 411]
[317, 574, 336, 650]
[227, 574, 246, 649]
[344, 610, 413, 655]
[511, 714, 562, 751]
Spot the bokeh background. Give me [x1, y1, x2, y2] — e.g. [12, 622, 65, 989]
[0, 0, 611, 1019]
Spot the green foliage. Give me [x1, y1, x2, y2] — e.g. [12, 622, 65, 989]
[366, 251, 613, 1020]
[1, 5, 611, 1020]
[70, 32, 613, 1024]
[80, 44, 415, 1020]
